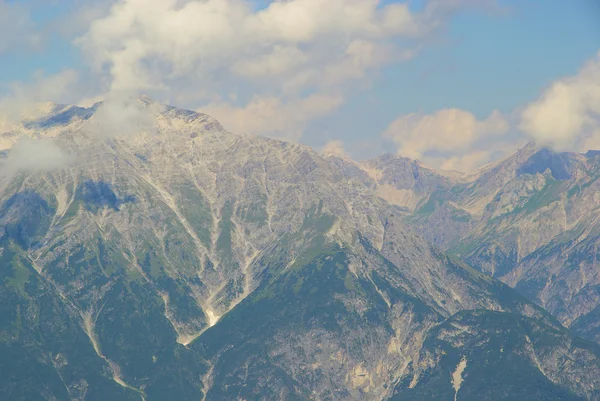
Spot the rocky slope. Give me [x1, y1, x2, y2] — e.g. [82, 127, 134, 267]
[360, 143, 600, 346]
[1, 100, 600, 400]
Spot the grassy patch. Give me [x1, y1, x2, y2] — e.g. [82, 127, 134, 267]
[8, 261, 30, 297]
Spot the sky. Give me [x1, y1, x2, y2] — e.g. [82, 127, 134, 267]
[0, 0, 599, 171]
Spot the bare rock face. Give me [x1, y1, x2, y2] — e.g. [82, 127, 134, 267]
[358, 142, 600, 347]
[455, 149, 600, 344]
[2, 101, 600, 400]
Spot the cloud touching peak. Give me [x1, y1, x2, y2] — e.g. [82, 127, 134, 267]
[383, 108, 511, 170]
[4, 0, 597, 173]
[379, 48, 600, 171]
[0, 70, 81, 120]
[0, 138, 73, 175]
[70, 0, 498, 143]
[83, 95, 160, 139]
[202, 93, 344, 141]
[322, 139, 350, 158]
[520, 51, 600, 152]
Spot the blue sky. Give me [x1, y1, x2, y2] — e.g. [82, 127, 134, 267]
[1, 0, 599, 170]
[308, 0, 600, 158]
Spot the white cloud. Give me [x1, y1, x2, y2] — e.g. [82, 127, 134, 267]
[383, 108, 509, 161]
[0, 138, 72, 174]
[9, 70, 80, 104]
[320, 40, 416, 87]
[84, 95, 160, 138]
[438, 150, 493, 172]
[520, 50, 600, 151]
[201, 93, 343, 141]
[0, 70, 81, 124]
[76, 0, 430, 96]
[382, 49, 600, 171]
[0, 0, 504, 154]
[383, 48, 600, 171]
[73, 0, 497, 141]
[231, 45, 310, 81]
[321, 139, 351, 159]
[0, 116, 15, 136]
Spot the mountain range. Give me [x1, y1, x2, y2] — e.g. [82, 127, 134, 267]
[349, 143, 600, 345]
[2, 99, 600, 400]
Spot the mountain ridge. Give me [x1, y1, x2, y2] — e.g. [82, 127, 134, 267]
[360, 140, 600, 347]
[2, 100, 600, 400]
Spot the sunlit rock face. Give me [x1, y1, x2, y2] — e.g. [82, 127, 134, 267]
[2, 101, 600, 400]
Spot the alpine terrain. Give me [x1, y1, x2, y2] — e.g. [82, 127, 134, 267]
[365, 144, 600, 347]
[2, 99, 600, 401]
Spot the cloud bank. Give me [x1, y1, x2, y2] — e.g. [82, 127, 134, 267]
[77, 0, 423, 94]
[8, 0, 573, 173]
[381, 49, 600, 171]
[72, 0, 497, 141]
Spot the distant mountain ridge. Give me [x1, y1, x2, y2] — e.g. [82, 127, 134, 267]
[337, 141, 600, 347]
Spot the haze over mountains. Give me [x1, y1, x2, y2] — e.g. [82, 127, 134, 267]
[1, 99, 600, 400]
